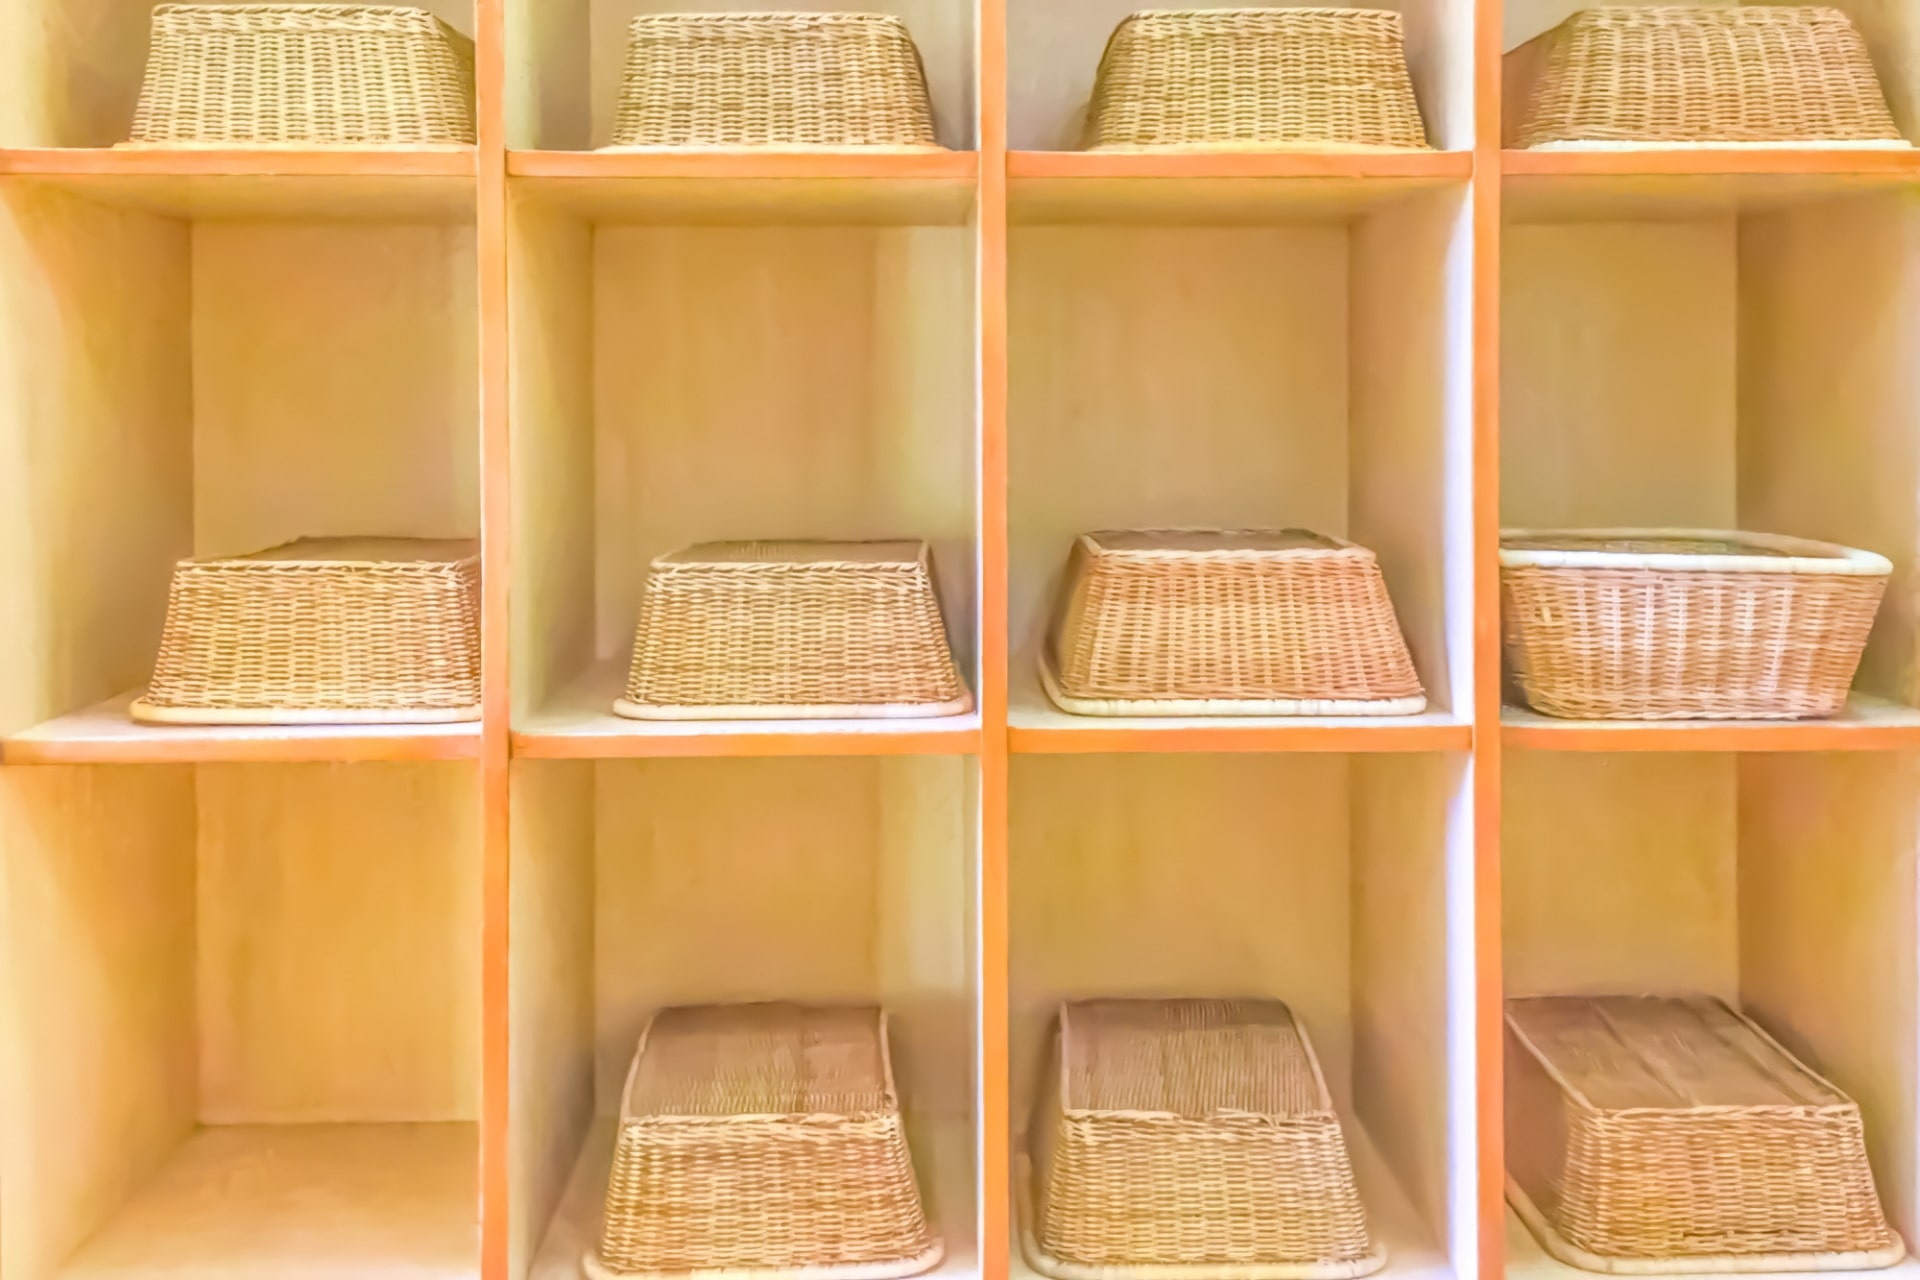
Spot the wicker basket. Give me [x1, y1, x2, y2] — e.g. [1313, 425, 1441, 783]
[1506, 995, 1906, 1273]
[605, 12, 940, 150]
[617, 540, 971, 720]
[1083, 9, 1429, 151]
[1022, 999, 1384, 1280]
[131, 537, 480, 725]
[1512, 7, 1907, 149]
[1042, 530, 1425, 717]
[126, 5, 476, 147]
[587, 1003, 942, 1280]
[1500, 529, 1890, 721]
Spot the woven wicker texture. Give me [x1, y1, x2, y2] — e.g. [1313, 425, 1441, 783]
[1027, 999, 1382, 1277]
[591, 1003, 942, 1280]
[1516, 6, 1903, 148]
[1045, 530, 1424, 714]
[1500, 529, 1889, 721]
[617, 541, 971, 720]
[128, 5, 475, 146]
[132, 537, 481, 724]
[1506, 995, 1904, 1268]
[1084, 9, 1428, 151]
[607, 12, 939, 149]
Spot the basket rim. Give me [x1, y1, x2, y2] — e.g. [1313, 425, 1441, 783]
[1078, 528, 1367, 560]
[1550, 4, 1860, 19]
[648, 539, 933, 571]
[1112, 6, 1407, 22]
[175, 536, 480, 569]
[1498, 528, 1891, 575]
[626, 10, 917, 26]
[150, 2, 459, 25]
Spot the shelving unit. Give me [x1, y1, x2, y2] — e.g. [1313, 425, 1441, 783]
[4, 0, 1920, 1279]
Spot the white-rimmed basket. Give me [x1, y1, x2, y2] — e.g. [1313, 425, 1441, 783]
[1500, 528, 1890, 720]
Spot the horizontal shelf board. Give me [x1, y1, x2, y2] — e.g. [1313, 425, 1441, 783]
[1506, 1201, 1920, 1280]
[57, 1122, 477, 1280]
[0, 146, 476, 220]
[509, 149, 977, 224]
[1, 692, 482, 765]
[513, 662, 982, 758]
[1502, 693, 1920, 751]
[1503, 147, 1920, 220]
[1010, 149, 1471, 223]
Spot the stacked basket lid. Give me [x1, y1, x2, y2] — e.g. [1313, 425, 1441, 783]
[1499, 530, 1890, 720]
[606, 12, 940, 149]
[127, 5, 475, 146]
[1044, 530, 1425, 716]
[1084, 8, 1428, 150]
[1506, 994, 1906, 1272]
[590, 1002, 941, 1280]
[1512, 6, 1907, 149]
[1025, 999, 1383, 1280]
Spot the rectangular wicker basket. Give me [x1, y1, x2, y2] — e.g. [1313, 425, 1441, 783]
[127, 5, 476, 147]
[1511, 6, 1907, 149]
[1022, 999, 1384, 1280]
[1043, 530, 1426, 717]
[617, 540, 972, 721]
[1500, 529, 1891, 721]
[605, 12, 940, 150]
[1083, 8, 1429, 151]
[1506, 994, 1906, 1273]
[589, 1003, 942, 1280]
[131, 537, 481, 725]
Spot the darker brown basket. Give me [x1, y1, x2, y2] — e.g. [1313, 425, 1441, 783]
[1506, 995, 1906, 1272]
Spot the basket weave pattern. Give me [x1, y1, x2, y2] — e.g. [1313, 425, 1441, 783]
[129, 5, 476, 146]
[1506, 995, 1902, 1267]
[1028, 999, 1381, 1276]
[593, 1004, 940, 1280]
[608, 12, 938, 149]
[619, 541, 970, 719]
[135, 538, 481, 723]
[1500, 531, 1888, 720]
[1517, 6, 1903, 147]
[1084, 9, 1428, 150]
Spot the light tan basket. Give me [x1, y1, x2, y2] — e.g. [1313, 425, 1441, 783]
[1500, 529, 1890, 721]
[1022, 999, 1384, 1280]
[588, 1003, 943, 1280]
[131, 537, 481, 725]
[605, 12, 940, 150]
[126, 5, 476, 147]
[1512, 6, 1907, 149]
[617, 540, 971, 720]
[1083, 9, 1429, 151]
[1043, 530, 1425, 717]
[1506, 995, 1906, 1273]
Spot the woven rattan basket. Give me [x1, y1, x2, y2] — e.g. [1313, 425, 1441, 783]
[1506, 995, 1906, 1273]
[605, 12, 940, 150]
[1043, 530, 1425, 717]
[1083, 9, 1429, 151]
[587, 1003, 942, 1280]
[131, 537, 480, 725]
[1500, 529, 1890, 721]
[617, 540, 971, 720]
[1022, 999, 1384, 1280]
[1511, 7, 1907, 149]
[126, 5, 476, 147]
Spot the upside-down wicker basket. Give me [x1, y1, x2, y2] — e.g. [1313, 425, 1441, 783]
[1083, 9, 1429, 151]
[1043, 530, 1425, 716]
[1500, 529, 1890, 721]
[126, 5, 476, 147]
[617, 540, 971, 720]
[1506, 995, 1906, 1273]
[1023, 999, 1384, 1280]
[131, 537, 481, 725]
[588, 1003, 943, 1280]
[605, 12, 940, 150]
[1511, 6, 1907, 149]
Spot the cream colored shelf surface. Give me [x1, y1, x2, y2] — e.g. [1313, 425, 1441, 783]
[1502, 693, 1920, 751]
[1505, 1201, 1920, 1280]
[55, 1122, 478, 1280]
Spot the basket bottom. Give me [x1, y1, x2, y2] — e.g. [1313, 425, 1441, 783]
[612, 690, 975, 721]
[129, 698, 482, 725]
[1017, 1157, 1387, 1280]
[583, 1238, 945, 1280]
[1506, 1177, 1908, 1275]
[1087, 141, 1431, 153]
[116, 141, 473, 151]
[595, 143, 948, 153]
[1522, 139, 1913, 151]
[1039, 653, 1427, 718]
